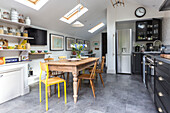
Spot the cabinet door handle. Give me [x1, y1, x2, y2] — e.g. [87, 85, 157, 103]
[158, 77, 164, 81]
[158, 92, 164, 97]
[158, 107, 163, 113]
[134, 54, 136, 56]
[158, 62, 163, 65]
[141, 62, 143, 64]
[0, 75, 3, 78]
[145, 71, 147, 74]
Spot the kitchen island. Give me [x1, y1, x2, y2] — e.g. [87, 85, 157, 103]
[144, 54, 170, 113]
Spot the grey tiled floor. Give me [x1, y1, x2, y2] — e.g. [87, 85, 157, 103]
[0, 74, 157, 113]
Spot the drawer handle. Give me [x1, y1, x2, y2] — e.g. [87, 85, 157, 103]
[158, 62, 163, 65]
[134, 54, 136, 56]
[0, 75, 3, 78]
[158, 92, 164, 97]
[158, 107, 163, 113]
[158, 77, 164, 81]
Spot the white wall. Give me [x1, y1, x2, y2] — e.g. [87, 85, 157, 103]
[90, 28, 107, 61]
[162, 12, 170, 45]
[107, 1, 165, 74]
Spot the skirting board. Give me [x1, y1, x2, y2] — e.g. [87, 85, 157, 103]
[107, 69, 115, 74]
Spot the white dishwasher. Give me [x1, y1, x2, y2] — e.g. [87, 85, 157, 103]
[0, 69, 22, 104]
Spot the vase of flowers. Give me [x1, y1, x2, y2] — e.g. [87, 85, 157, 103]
[71, 43, 87, 59]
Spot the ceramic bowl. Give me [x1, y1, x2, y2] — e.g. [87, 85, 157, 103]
[31, 50, 35, 53]
[44, 50, 48, 53]
[38, 50, 42, 53]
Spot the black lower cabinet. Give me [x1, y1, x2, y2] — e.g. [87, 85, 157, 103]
[155, 59, 170, 113]
[132, 53, 142, 74]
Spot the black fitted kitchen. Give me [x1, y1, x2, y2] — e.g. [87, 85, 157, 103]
[144, 54, 170, 113]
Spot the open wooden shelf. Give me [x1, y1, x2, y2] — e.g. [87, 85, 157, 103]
[0, 34, 34, 39]
[0, 18, 32, 28]
[29, 52, 52, 55]
[0, 49, 28, 51]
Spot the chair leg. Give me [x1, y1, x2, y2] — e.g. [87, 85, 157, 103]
[48, 86, 51, 97]
[54, 84, 56, 94]
[90, 80, 96, 98]
[96, 73, 98, 80]
[99, 73, 105, 87]
[58, 83, 60, 98]
[39, 81, 42, 103]
[79, 79, 81, 90]
[67, 72, 69, 86]
[63, 72, 65, 80]
[77, 79, 80, 93]
[64, 81, 67, 104]
[45, 85, 48, 111]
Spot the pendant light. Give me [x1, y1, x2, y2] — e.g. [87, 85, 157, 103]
[110, 0, 125, 8]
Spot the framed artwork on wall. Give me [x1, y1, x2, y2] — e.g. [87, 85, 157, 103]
[66, 37, 76, 51]
[84, 40, 90, 51]
[50, 33, 64, 51]
[76, 39, 84, 44]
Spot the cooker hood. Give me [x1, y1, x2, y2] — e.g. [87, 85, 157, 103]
[159, 0, 170, 11]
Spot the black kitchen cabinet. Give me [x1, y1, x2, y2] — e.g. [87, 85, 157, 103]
[136, 18, 162, 41]
[155, 59, 170, 113]
[132, 53, 142, 74]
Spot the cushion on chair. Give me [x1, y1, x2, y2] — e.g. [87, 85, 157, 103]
[42, 77, 65, 85]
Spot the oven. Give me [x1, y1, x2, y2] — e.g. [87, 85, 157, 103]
[145, 55, 155, 102]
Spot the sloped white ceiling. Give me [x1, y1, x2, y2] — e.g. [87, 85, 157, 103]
[0, 0, 165, 39]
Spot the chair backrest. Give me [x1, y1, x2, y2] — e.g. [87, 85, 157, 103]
[90, 60, 98, 79]
[58, 56, 66, 60]
[39, 62, 50, 83]
[44, 58, 54, 62]
[100, 56, 105, 73]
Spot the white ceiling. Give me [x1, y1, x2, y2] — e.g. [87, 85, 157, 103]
[0, 0, 165, 39]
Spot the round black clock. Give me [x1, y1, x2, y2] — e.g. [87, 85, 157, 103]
[135, 7, 146, 18]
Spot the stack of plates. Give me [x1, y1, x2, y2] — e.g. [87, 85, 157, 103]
[10, 9, 18, 22]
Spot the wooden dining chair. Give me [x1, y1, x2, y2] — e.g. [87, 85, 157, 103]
[77, 60, 98, 98]
[39, 62, 67, 111]
[58, 56, 70, 86]
[89, 56, 105, 87]
[44, 57, 65, 97]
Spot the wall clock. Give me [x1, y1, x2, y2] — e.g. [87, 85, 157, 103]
[135, 7, 146, 18]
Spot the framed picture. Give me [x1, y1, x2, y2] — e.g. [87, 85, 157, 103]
[84, 40, 90, 51]
[50, 33, 64, 51]
[93, 41, 100, 47]
[76, 39, 84, 44]
[66, 37, 75, 51]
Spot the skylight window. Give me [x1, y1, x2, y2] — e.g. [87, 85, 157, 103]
[88, 23, 105, 33]
[14, 0, 48, 10]
[60, 4, 88, 24]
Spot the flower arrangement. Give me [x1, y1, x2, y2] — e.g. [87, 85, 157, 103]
[71, 43, 87, 58]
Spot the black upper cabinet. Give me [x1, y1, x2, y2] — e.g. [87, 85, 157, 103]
[136, 18, 162, 41]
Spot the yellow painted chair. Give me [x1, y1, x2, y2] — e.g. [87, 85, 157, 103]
[39, 62, 67, 111]
[44, 57, 65, 97]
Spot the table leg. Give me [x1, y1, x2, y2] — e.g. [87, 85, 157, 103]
[72, 71, 78, 103]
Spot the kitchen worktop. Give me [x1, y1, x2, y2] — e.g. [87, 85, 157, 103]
[145, 53, 170, 64]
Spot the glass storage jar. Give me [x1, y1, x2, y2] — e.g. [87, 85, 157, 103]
[0, 25, 4, 34]
[7, 27, 13, 35]
[16, 29, 21, 36]
[3, 27, 8, 34]
[23, 30, 28, 37]
[18, 14, 24, 23]
[3, 12, 10, 20]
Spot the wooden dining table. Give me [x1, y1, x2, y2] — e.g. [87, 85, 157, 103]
[47, 57, 99, 103]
